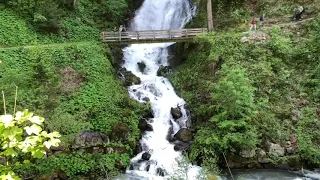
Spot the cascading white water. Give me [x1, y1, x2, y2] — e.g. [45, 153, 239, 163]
[117, 0, 204, 179]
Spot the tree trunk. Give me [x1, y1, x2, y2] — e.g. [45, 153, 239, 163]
[207, 0, 214, 31]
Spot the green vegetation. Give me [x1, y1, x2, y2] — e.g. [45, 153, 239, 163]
[0, 110, 61, 179]
[171, 17, 320, 170]
[0, 42, 145, 177]
[0, 0, 146, 178]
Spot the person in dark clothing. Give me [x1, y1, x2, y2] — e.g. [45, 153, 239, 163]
[259, 14, 265, 26]
[292, 6, 304, 21]
[295, 8, 305, 21]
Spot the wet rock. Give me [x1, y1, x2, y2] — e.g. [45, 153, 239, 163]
[117, 67, 141, 86]
[268, 143, 285, 157]
[157, 65, 172, 77]
[137, 62, 147, 73]
[129, 164, 134, 170]
[166, 127, 176, 142]
[111, 122, 130, 141]
[138, 117, 153, 132]
[171, 107, 182, 119]
[142, 97, 150, 102]
[185, 109, 192, 128]
[145, 164, 150, 171]
[141, 152, 151, 161]
[156, 168, 165, 176]
[173, 141, 191, 151]
[72, 131, 109, 149]
[141, 105, 154, 119]
[240, 148, 256, 158]
[174, 128, 193, 142]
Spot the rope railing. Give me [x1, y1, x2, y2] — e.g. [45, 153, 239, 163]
[101, 28, 208, 43]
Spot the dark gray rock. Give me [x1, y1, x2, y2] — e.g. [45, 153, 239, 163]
[173, 141, 191, 151]
[142, 97, 150, 102]
[137, 62, 146, 73]
[117, 67, 141, 86]
[157, 65, 172, 77]
[72, 131, 109, 149]
[142, 152, 151, 161]
[171, 107, 182, 120]
[174, 128, 193, 142]
[139, 117, 153, 132]
[156, 168, 165, 176]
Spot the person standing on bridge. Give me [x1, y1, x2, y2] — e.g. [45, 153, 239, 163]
[249, 16, 257, 31]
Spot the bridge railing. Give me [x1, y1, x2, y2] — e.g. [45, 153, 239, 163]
[101, 28, 207, 42]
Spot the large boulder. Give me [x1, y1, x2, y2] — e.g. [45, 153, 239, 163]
[157, 65, 172, 77]
[117, 67, 141, 86]
[268, 143, 285, 157]
[137, 62, 146, 73]
[256, 148, 269, 163]
[174, 128, 193, 142]
[240, 148, 256, 158]
[171, 107, 182, 120]
[138, 117, 153, 132]
[72, 131, 109, 149]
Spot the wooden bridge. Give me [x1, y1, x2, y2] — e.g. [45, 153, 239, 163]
[101, 28, 208, 44]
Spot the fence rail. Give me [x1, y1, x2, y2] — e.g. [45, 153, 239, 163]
[101, 28, 207, 43]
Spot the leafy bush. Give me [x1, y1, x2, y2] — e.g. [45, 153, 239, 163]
[37, 152, 130, 177]
[0, 10, 38, 46]
[298, 107, 320, 165]
[0, 110, 61, 179]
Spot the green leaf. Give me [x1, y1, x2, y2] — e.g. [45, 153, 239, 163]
[43, 138, 61, 149]
[31, 148, 46, 159]
[2, 126, 22, 141]
[1, 148, 18, 157]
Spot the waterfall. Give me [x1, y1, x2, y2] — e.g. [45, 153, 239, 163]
[116, 0, 204, 179]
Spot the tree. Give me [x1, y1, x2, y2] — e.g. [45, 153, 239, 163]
[190, 65, 259, 168]
[0, 109, 61, 179]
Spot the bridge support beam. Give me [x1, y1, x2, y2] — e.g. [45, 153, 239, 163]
[207, 0, 214, 31]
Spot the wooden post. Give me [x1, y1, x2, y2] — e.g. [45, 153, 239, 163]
[207, 0, 214, 31]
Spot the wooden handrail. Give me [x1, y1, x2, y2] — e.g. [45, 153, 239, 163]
[101, 28, 208, 43]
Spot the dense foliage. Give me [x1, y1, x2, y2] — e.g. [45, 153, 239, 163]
[171, 19, 320, 169]
[0, 5, 146, 177]
[0, 110, 61, 179]
[1, 0, 129, 33]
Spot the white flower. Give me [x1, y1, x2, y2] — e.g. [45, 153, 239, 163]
[0, 114, 14, 127]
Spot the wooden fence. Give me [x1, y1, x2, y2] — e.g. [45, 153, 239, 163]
[101, 28, 207, 43]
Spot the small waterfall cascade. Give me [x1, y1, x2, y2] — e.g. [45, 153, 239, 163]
[118, 0, 204, 179]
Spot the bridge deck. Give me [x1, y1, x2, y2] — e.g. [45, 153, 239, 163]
[101, 28, 207, 44]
